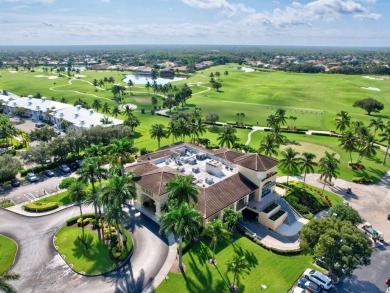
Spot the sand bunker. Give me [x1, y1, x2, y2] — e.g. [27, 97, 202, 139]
[9, 71, 17, 73]
[361, 87, 381, 91]
[74, 74, 86, 78]
[119, 103, 137, 110]
[48, 76, 59, 80]
[362, 76, 384, 81]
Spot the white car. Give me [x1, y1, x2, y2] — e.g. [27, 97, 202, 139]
[303, 269, 332, 290]
[291, 286, 312, 293]
[27, 172, 38, 182]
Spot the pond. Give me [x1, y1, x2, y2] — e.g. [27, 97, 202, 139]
[231, 66, 255, 72]
[123, 74, 186, 85]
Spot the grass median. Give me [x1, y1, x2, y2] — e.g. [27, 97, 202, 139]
[0, 234, 18, 274]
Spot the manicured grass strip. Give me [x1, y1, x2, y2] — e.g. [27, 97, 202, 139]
[156, 235, 317, 293]
[0, 234, 18, 274]
[54, 226, 116, 275]
[35, 191, 71, 206]
[23, 202, 59, 212]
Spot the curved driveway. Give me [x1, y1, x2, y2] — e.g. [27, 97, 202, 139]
[0, 205, 168, 293]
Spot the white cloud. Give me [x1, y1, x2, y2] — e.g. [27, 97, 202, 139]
[182, 0, 255, 16]
[354, 12, 382, 20]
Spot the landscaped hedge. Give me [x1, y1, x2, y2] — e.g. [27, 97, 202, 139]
[66, 213, 96, 226]
[352, 177, 374, 184]
[23, 202, 59, 212]
[58, 178, 76, 189]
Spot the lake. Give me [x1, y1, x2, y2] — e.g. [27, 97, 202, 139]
[123, 74, 186, 85]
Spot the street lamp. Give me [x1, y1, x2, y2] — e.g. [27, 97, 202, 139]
[260, 284, 267, 293]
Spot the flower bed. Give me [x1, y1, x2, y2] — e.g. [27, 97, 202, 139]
[270, 210, 285, 221]
[23, 202, 59, 212]
[263, 203, 278, 214]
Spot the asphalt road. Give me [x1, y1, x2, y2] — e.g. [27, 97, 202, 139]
[0, 205, 169, 293]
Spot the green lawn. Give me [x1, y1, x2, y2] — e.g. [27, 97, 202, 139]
[54, 226, 116, 275]
[35, 191, 71, 206]
[156, 235, 317, 293]
[0, 234, 17, 274]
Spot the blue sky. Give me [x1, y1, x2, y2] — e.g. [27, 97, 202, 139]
[0, 0, 387, 46]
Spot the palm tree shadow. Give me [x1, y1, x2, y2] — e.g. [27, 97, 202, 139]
[104, 260, 146, 293]
[71, 233, 95, 259]
[231, 243, 258, 268]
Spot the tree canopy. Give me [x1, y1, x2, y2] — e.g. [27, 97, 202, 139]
[353, 98, 384, 115]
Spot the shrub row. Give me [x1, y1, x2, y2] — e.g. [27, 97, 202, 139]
[24, 202, 59, 212]
[352, 177, 373, 184]
[77, 217, 93, 227]
[66, 213, 96, 226]
[58, 178, 77, 189]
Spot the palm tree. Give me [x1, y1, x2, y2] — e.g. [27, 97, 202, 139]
[151, 96, 158, 108]
[167, 120, 179, 144]
[192, 118, 207, 142]
[108, 138, 137, 176]
[279, 147, 300, 185]
[226, 254, 250, 292]
[339, 130, 357, 164]
[68, 181, 88, 240]
[0, 271, 19, 293]
[288, 115, 297, 130]
[223, 208, 243, 231]
[127, 79, 134, 95]
[203, 219, 231, 263]
[224, 70, 229, 76]
[77, 157, 106, 195]
[145, 81, 151, 94]
[318, 152, 340, 195]
[92, 99, 102, 112]
[60, 96, 67, 103]
[124, 116, 140, 132]
[271, 127, 286, 145]
[275, 108, 287, 127]
[357, 134, 377, 164]
[380, 126, 390, 164]
[150, 124, 167, 149]
[102, 102, 111, 115]
[104, 202, 130, 248]
[266, 114, 278, 129]
[84, 187, 104, 240]
[92, 79, 98, 90]
[102, 175, 136, 246]
[159, 203, 201, 271]
[111, 106, 121, 118]
[335, 111, 351, 132]
[100, 116, 113, 125]
[369, 118, 384, 140]
[98, 79, 104, 91]
[258, 134, 279, 158]
[300, 152, 318, 185]
[217, 125, 238, 148]
[175, 118, 191, 142]
[165, 174, 200, 206]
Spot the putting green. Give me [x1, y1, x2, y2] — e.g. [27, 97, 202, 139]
[280, 141, 340, 161]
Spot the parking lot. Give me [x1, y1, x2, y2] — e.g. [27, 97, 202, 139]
[1, 169, 76, 205]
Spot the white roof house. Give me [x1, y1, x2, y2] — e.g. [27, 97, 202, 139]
[51, 105, 123, 128]
[2, 96, 123, 129]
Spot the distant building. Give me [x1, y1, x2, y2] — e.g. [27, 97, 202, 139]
[126, 143, 280, 228]
[2, 96, 122, 130]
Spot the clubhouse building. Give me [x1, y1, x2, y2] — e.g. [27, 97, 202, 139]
[126, 143, 286, 228]
[2, 95, 123, 130]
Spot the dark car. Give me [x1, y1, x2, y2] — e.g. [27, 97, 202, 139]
[35, 122, 44, 128]
[75, 160, 82, 168]
[11, 179, 21, 187]
[297, 278, 321, 293]
[44, 170, 55, 177]
[68, 162, 79, 171]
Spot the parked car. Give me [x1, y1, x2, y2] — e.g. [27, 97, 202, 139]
[291, 286, 312, 293]
[68, 162, 79, 171]
[27, 172, 38, 182]
[386, 277, 390, 286]
[303, 269, 332, 290]
[11, 179, 21, 187]
[297, 278, 321, 293]
[59, 164, 71, 173]
[35, 122, 44, 128]
[44, 169, 55, 177]
[75, 160, 82, 168]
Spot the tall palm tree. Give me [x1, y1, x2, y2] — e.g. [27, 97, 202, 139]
[102, 175, 135, 246]
[102, 102, 111, 115]
[226, 254, 250, 292]
[258, 134, 279, 158]
[275, 108, 287, 127]
[165, 174, 200, 206]
[279, 147, 300, 185]
[77, 157, 106, 194]
[175, 118, 191, 142]
[266, 114, 278, 129]
[145, 81, 151, 94]
[203, 219, 231, 263]
[217, 125, 238, 148]
[124, 116, 140, 132]
[191, 118, 207, 142]
[335, 111, 351, 132]
[319, 152, 340, 195]
[84, 186, 104, 240]
[92, 99, 102, 112]
[339, 130, 357, 164]
[127, 79, 134, 95]
[369, 118, 384, 140]
[300, 152, 318, 185]
[98, 79, 104, 91]
[151, 96, 158, 108]
[150, 124, 167, 149]
[357, 134, 377, 164]
[111, 106, 121, 118]
[123, 105, 134, 119]
[104, 202, 130, 248]
[108, 138, 137, 176]
[167, 120, 180, 144]
[159, 203, 201, 271]
[380, 125, 390, 164]
[100, 116, 113, 125]
[271, 127, 286, 145]
[0, 271, 19, 293]
[68, 181, 88, 240]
